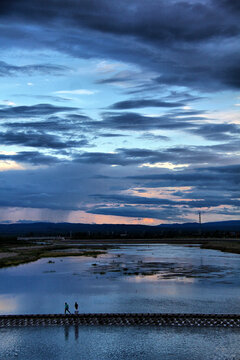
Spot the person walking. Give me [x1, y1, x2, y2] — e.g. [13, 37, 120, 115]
[74, 301, 79, 314]
[65, 302, 71, 314]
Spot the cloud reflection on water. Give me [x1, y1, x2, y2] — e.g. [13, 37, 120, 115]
[124, 274, 196, 283]
[0, 295, 18, 312]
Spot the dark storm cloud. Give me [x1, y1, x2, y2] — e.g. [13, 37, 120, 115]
[4, 108, 225, 143]
[4, 120, 71, 132]
[74, 144, 234, 167]
[217, 0, 240, 12]
[119, 146, 230, 165]
[0, 130, 88, 149]
[0, 151, 60, 165]
[0, 61, 69, 77]
[0, 0, 239, 221]
[3, 115, 90, 132]
[0, 159, 238, 218]
[74, 151, 129, 166]
[188, 123, 240, 141]
[91, 193, 175, 206]
[87, 205, 183, 221]
[155, 58, 240, 91]
[0, 104, 78, 118]
[91, 112, 195, 131]
[109, 99, 183, 110]
[63, 109, 206, 137]
[0, 0, 239, 91]
[128, 164, 240, 192]
[0, 113, 92, 153]
[208, 140, 240, 154]
[212, 164, 240, 175]
[73, 110, 238, 143]
[2, 0, 238, 43]
[0, 163, 110, 211]
[91, 193, 240, 209]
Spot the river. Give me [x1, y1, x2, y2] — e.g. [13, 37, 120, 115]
[0, 243, 240, 359]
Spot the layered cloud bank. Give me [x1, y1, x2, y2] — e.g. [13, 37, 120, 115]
[0, 0, 239, 224]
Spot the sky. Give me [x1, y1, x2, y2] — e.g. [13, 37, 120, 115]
[0, 0, 239, 225]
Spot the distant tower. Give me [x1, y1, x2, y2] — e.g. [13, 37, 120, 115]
[199, 212, 202, 226]
[199, 212, 202, 235]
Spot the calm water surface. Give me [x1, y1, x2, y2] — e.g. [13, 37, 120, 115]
[0, 244, 240, 314]
[1, 244, 240, 359]
[0, 326, 240, 360]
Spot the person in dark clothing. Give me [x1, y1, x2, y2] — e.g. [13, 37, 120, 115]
[74, 301, 79, 314]
[65, 302, 71, 314]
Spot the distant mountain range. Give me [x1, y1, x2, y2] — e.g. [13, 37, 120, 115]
[0, 220, 239, 237]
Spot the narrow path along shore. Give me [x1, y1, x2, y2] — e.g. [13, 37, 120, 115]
[1, 313, 240, 328]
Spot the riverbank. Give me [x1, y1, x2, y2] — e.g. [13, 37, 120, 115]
[201, 241, 240, 254]
[59, 237, 240, 245]
[1, 242, 240, 317]
[0, 243, 106, 268]
[1, 238, 240, 268]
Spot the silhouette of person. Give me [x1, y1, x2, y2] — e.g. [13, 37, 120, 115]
[65, 302, 71, 314]
[74, 301, 79, 314]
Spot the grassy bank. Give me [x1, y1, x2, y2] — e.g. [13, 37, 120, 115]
[0, 244, 106, 268]
[201, 241, 240, 254]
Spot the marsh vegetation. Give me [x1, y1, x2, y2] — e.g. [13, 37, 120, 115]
[0, 239, 106, 268]
[201, 241, 240, 254]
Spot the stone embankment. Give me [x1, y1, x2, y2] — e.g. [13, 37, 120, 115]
[1, 313, 240, 327]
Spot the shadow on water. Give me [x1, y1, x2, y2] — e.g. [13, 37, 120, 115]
[64, 324, 79, 341]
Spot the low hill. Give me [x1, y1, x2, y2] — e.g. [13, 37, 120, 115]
[0, 220, 239, 238]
